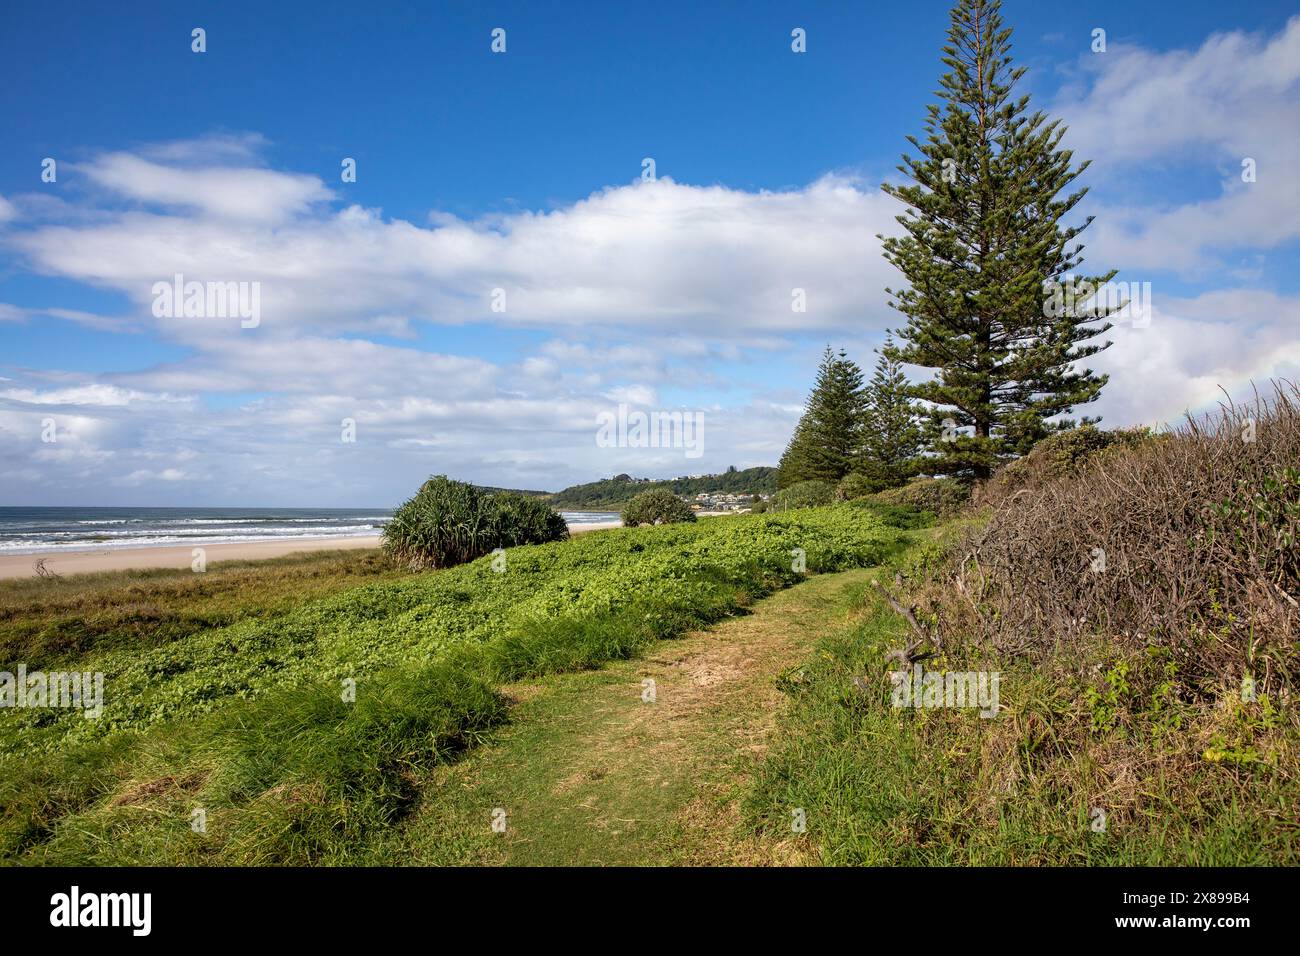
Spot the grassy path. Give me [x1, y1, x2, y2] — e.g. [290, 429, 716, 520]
[372, 568, 874, 865]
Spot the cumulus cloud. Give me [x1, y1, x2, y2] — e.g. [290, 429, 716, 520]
[11, 150, 900, 346]
[115, 337, 500, 398]
[1084, 179, 1300, 275]
[0, 383, 189, 407]
[1054, 17, 1300, 167]
[3, 143, 907, 502]
[0, 359, 796, 504]
[1053, 16, 1300, 274]
[1093, 290, 1300, 427]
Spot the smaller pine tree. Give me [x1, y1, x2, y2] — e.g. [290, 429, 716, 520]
[857, 334, 924, 492]
[777, 418, 814, 488]
[777, 346, 867, 488]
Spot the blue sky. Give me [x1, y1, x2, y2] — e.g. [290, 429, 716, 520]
[2, 0, 1299, 506]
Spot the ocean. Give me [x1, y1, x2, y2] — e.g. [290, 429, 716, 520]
[0, 507, 619, 554]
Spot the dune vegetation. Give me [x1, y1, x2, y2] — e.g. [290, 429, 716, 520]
[1, 0, 1293, 873]
[382, 475, 569, 571]
[0, 507, 903, 865]
[746, 391, 1300, 864]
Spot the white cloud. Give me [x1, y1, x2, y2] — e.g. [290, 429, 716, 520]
[2, 62, 1298, 505]
[79, 152, 332, 223]
[0, 383, 189, 407]
[1055, 17, 1300, 167]
[1085, 178, 1300, 275]
[1093, 290, 1300, 427]
[12, 162, 899, 343]
[1054, 16, 1300, 274]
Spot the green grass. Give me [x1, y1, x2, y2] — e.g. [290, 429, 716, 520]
[359, 568, 875, 866]
[1, 506, 904, 865]
[743, 530, 1300, 865]
[0, 548, 400, 670]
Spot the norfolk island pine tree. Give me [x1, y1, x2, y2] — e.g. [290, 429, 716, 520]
[880, 0, 1118, 482]
[777, 346, 868, 488]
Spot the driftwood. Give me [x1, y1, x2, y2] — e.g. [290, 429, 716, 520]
[852, 581, 935, 694]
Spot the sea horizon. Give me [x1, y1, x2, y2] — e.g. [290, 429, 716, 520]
[0, 505, 621, 555]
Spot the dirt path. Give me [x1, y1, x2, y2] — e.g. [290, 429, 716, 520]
[379, 568, 872, 865]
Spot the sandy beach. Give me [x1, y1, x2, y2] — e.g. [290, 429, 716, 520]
[570, 520, 623, 534]
[0, 520, 626, 580]
[0, 536, 384, 580]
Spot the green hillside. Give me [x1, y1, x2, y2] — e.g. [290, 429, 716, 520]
[548, 467, 777, 510]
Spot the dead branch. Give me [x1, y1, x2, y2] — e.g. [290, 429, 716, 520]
[33, 557, 60, 580]
[873, 579, 941, 657]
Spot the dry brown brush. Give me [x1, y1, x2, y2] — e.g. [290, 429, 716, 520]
[955, 383, 1300, 696]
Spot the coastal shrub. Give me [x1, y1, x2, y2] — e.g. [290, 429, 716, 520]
[835, 472, 878, 501]
[974, 425, 1157, 508]
[869, 476, 969, 518]
[381, 476, 567, 570]
[746, 542, 1299, 865]
[621, 489, 696, 526]
[481, 490, 570, 547]
[848, 499, 936, 530]
[771, 480, 835, 511]
[949, 383, 1300, 690]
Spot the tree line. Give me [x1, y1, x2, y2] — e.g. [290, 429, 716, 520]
[551, 467, 778, 509]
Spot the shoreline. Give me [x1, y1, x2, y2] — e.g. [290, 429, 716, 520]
[0, 521, 626, 580]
